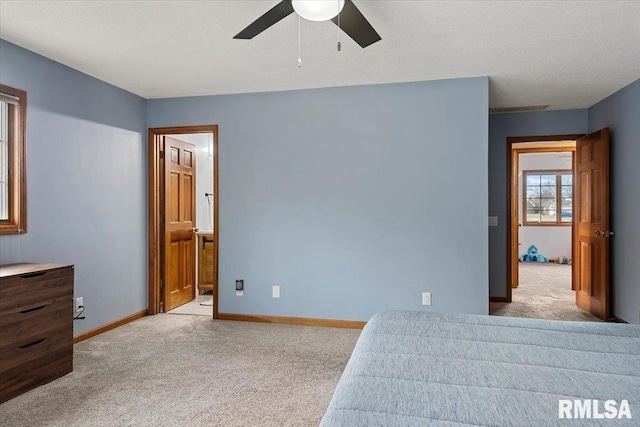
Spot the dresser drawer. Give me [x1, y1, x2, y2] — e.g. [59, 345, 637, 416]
[0, 267, 73, 315]
[0, 347, 72, 404]
[0, 325, 72, 374]
[0, 299, 72, 352]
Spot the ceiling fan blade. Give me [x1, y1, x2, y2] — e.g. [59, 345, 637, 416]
[331, 0, 381, 48]
[234, 0, 295, 39]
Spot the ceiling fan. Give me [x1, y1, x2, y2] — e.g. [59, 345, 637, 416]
[234, 0, 381, 48]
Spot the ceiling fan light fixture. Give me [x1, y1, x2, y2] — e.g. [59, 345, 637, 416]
[292, 0, 345, 22]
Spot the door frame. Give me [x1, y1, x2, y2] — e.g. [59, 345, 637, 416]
[148, 125, 219, 317]
[505, 134, 583, 303]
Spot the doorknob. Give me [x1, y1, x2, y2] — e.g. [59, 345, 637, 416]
[193, 227, 199, 233]
[595, 230, 614, 237]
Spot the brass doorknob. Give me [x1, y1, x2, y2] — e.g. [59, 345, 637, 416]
[595, 230, 615, 237]
[193, 227, 199, 233]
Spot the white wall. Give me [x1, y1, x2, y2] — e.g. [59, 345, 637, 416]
[171, 133, 214, 232]
[518, 152, 572, 260]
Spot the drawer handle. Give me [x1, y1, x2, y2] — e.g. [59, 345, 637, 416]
[20, 271, 47, 279]
[19, 272, 46, 279]
[20, 305, 46, 314]
[19, 338, 45, 349]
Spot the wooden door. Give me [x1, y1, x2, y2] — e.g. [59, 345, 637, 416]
[163, 136, 197, 311]
[574, 128, 610, 320]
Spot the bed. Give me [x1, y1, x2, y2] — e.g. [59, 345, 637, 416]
[321, 311, 640, 426]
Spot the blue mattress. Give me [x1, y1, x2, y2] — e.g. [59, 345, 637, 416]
[321, 311, 640, 426]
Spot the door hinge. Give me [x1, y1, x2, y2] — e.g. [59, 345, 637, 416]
[160, 150, 164, 159]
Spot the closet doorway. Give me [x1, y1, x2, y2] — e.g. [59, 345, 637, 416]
[148, 125, 219, 318]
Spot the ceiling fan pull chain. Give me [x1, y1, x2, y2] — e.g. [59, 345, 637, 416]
[337, 0, 341, 51]
[298, 15, 302, 67]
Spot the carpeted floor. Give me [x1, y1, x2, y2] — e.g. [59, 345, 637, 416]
[0, 315, 361, 427]
[490, 263, 601, 322]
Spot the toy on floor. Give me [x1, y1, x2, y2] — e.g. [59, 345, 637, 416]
[520, 245, 548, 263]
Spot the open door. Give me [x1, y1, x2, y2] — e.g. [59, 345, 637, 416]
[574, 128, 611, 320]
[163, 136, 197, 311]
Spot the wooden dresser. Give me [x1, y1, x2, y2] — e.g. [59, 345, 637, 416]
[0, 263, 74, 403]
[197, 233, 215, 294]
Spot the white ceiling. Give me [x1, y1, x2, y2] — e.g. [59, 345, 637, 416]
[1, 1, 639, 110]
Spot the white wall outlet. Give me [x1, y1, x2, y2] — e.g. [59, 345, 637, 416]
[422, 292, 431, 306]
[236, 290, 244, 297]
[74, 297, 84, 313]
[488, 216, 498, 227]
[272, 285, 280, 298]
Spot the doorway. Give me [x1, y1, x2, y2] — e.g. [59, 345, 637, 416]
[506, 135, 582, 306]
[491, 135, 593, 320]
[492, 130, 612, 321]
[148, 125, 219, 318]
[510, 141, 590, 320]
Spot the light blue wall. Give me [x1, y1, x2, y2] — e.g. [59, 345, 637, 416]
[149, 77, 489, 320]
[0, 40, 148, 334]
[488, 109, 588, 297]
[588, 78, 640, 324]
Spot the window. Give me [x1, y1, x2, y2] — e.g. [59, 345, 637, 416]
[0, 84, 27, 234]
[523, 170, 572, 225]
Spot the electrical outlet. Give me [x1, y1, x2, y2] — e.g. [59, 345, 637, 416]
[74, 297, 83, 313]
[272, 285, 280, 298]
[236, 280, 244, 297]
[488, 216, 498, 227]
[422, 292, 431, 306]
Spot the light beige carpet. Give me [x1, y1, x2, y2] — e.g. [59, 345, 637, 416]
[490, 263, 601, 322]
[0, 315, 361, 427]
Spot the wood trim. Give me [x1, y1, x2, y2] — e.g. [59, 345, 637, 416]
[148, 131, 161, 314]
[503, 134, 584, 304]
[512, 147, 576, 154]
[217, 313, 367, 329]
[490, 296, 509, 303]
[148, 125, 219, 318]
[0, 84, 27, 235]
[507, 145, 518, 295]
[73, 310, 148, 344]
[212, 129, 219, 318]
[508, 135, 584, 144]
[572, 151, 577, 291]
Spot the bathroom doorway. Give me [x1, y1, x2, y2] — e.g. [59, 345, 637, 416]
[148, 125, 219, 318]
